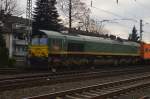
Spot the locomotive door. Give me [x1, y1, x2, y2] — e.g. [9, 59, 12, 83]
[49, 37, 66, 69]
[50, 37, 66, 53]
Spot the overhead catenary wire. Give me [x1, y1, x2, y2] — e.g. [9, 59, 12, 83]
[116, 0, 136, 4]
[89, 0, 138, 22]
[61, 0, 150, 39]
[88, 0, 150, 30]
[88, 0, 138, 33]
[89, 5, 138, 23]
[90, 0, 150, 42]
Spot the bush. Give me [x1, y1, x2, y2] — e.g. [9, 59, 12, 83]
[0, 28, 9, 67]
[8, 58, 16, 68]
[0, 48, 9, 67]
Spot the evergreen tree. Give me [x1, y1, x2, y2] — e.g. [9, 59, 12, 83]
[128, 26, 139, 42]
[0, 10, 9, 67]
[0, 27, 9, 67]
[33, 0, 62, 31]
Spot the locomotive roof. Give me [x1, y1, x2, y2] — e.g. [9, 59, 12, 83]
[40, 30, 64, 37]
[40, 30, 140, 47]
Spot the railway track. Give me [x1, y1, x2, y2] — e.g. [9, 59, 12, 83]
[0, 66, 148, 79]
[25, 73, 150, 99]
[1, 66, 150, 97]
[0, 68, 19, 74]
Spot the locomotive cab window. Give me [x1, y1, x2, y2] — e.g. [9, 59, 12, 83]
[51, 39, 62, 51]
[67, 43, 84, 52]
[32, 36, 39, 45]
[40, 35, 48, 45]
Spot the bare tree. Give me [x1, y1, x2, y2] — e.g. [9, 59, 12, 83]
[57, 0, 109, 35]
[86, 18, 105, 34]
[0, 0, 23, 21]
[57, 0, 91, 29]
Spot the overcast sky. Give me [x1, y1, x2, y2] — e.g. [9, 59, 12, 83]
[19, 0, 150, 43]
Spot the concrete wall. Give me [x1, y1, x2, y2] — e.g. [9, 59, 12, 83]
[3, 33, 13, 58]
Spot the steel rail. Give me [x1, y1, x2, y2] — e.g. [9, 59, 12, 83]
[0, 67, 150, 93]
[0, 66, 148, 81]
[24, 74, 150, 99]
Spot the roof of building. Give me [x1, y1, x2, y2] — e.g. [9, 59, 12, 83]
[2, 16, 27, 33]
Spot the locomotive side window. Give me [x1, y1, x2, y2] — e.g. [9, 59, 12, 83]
[67, 43, 84, 52]
[51, 39, 62, 51]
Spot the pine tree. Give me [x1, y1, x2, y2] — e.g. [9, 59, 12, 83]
[128, 26, 139, 42]
[33, 0, 62, 32]
[0, 10, 9, 67]
[0, 27, 9, 67]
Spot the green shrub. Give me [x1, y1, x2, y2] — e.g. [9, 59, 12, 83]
[8, 58, 16, 68]
[0, 28, 9, 68]
[0, 48, 9, 67]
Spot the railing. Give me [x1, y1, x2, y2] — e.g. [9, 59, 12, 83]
[13, 39, 28, 45]
[13, 52, 27, 56]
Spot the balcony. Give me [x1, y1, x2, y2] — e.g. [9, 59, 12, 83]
[13, 51, 27, 56]
[13, 39, 28, 45]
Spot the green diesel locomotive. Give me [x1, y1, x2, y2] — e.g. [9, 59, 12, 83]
[27, 30, 141, 70]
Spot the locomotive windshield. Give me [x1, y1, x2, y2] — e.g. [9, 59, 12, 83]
[31, 35, 48, 45]
[39, 35, 47, 45]
[40, 37, 47, 45]
[32, 37, 39, 45]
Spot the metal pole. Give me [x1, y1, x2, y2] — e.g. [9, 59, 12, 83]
[69, 0, 72, 33]
[140, 19, 143, 42]
[26, 0, 32, 43]
[26, 0, 32, 64]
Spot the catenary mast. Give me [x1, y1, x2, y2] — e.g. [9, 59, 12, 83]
[26, 0, 32, 43]
[69, 0, 72, 33]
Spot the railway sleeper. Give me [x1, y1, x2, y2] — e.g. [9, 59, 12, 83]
[60, 80, 150, 99]
[74, 93, 93, 98]
[65, 95, 83, 99]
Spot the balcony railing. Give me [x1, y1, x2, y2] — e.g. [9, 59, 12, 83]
[13, 51, 27, 56]
[13, 39, 28, 45]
